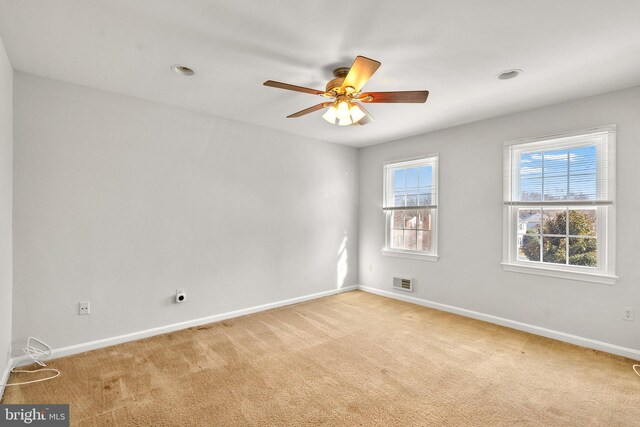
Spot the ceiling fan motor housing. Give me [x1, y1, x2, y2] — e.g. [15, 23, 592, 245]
[325, 67, 351, 93]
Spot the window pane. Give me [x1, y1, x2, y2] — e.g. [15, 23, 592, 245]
[568, 173, 597, 201]
[569, 145, 597, 200]
[417, 191, 431, 206]
[392, 210, 404, 229]
[404, 210, 418, 229]
[405, 193, 419, 207]
[418, 166, 432, 187]
[391, 229, 403, 249]
[519, 234, 540, 261]
[569, 237, 597, 267]
[520, 152, 543, 178]
[543, 237, 566, 264]
[543, 175, 569, 201]
[568, 209, 596, 236]
[417, 230, 431, 252]
[569, 146, 596, 174]
[519, 178, 542, 201]
[569, 146, 597, 200]
[543, 149, 569, 177]
[403, 230, 417, 250]
[543, 209, 566, 235]
[518, 209, 541, 235]
[394, 169, 405, 191]
[417, 209, 430, 230]
[394, 191, 406, 207]
[405, 168, 418, 189]
[403, 168, 419, 206]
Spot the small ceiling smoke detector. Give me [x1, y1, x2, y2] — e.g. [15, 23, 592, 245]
[497, 69, 522, 80]
[171, 64, 195, 76]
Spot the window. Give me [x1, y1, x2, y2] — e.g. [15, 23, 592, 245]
[503, 125, 616, 284]
[383, 156, 438, 260]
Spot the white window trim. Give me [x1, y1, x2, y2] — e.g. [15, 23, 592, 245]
[382, 248, 439, 262]
[502, 125, 616, 284]
[382, 154, 439, 260]
[501, 262, 617, 285]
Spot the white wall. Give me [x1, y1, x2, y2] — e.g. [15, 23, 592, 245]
[0, 37, 13, 374]
[359, 86, 640, 351]
[12, 73, 358, 354]
[10, 70, 640, 359]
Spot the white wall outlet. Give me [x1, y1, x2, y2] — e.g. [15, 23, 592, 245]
[623, 307, 634, 321]
[175, 289, 186, 303]
[79, 301, 90, 315]
[368, 264, 373, 272]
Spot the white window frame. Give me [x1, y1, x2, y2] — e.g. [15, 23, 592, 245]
[382, 155, 439, 261]
[502, 125, 616, 284]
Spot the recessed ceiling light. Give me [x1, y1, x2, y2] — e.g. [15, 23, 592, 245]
[497, 69, 522, 80]
[171, 64, 195, 76]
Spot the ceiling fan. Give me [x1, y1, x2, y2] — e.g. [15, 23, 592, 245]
[264, 56, 429, 126]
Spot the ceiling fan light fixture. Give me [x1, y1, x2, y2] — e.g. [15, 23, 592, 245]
[349, 103, 366, 123]
[336, 101, 351, 121]
[323, 101, 365, 126]
[322, 104, 338, 124]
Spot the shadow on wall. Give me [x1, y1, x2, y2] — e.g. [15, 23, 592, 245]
[337, 232, 348, 289]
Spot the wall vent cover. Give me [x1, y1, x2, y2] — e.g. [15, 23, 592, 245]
[393, 277, 413, 292]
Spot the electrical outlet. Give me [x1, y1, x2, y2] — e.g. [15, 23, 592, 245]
[623, 307, 634, 321]
[79, 301, 90, 315]
[175, 289, 186, 303]
[368, 264, 373, 272]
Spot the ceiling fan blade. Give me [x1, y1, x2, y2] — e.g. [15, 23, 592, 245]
[264, 80, 325, 95]
[341, 56, 381, 92]
[359, 91, 429, 103]
[287, 102, 333, 118]
[352, 103, 374, 126]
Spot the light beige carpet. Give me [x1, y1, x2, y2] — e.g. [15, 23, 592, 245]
[2, 290, 639, 426]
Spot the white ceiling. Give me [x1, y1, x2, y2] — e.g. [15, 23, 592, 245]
[1, 1, 639, 147]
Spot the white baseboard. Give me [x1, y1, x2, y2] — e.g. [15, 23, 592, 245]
[357, 285, 640, 361]
[11, 285, 358, 367]
[0, 356, 15, 401]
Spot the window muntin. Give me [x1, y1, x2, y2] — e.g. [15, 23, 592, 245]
[503, 126, 615, 280]
[384, 156, 438, 257]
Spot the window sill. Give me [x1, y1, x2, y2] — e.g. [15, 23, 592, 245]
[501, 262, 617, 285]
[382, 249, 439, 262]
